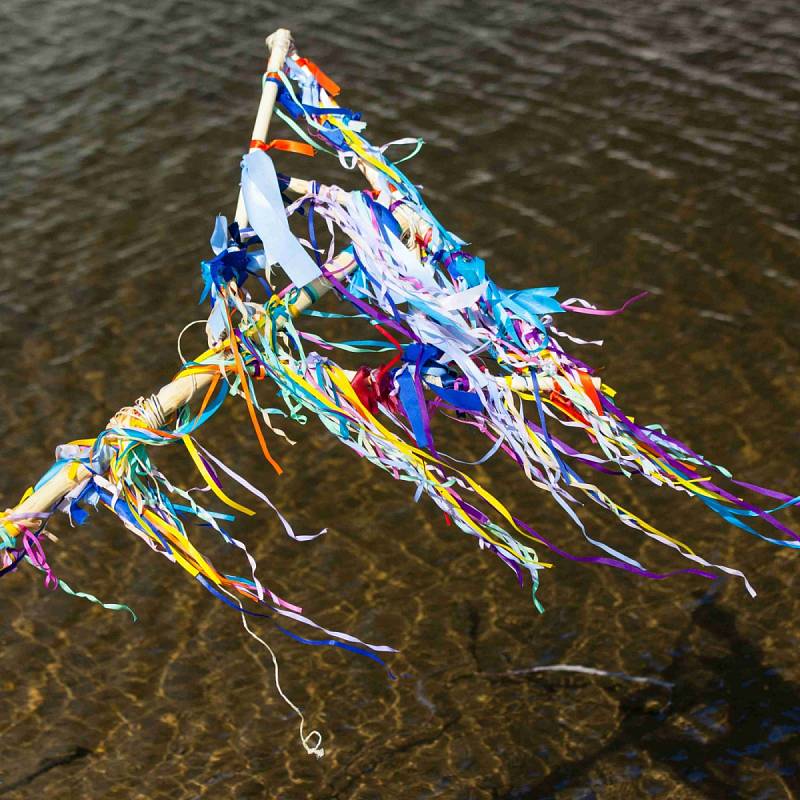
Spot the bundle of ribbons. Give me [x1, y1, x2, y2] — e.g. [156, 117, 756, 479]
[2, 30, 797, 756]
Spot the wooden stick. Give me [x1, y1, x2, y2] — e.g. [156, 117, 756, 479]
[233, 28, 293, 228]
[5, 29, 313, 532]
[5, 34, 594, 536]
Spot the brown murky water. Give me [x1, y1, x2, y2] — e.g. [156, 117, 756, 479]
[2, 1, 800, 797]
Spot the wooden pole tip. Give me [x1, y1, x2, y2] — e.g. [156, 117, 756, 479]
[266, 28, 293, 56]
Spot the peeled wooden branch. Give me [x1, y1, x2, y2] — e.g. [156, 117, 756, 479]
[6, 31, 593, 534]
[232, 28, 293, 228]
[6, 29, 329, 531]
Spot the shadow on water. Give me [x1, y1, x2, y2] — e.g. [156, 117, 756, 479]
[0, 747, 92, 797]
[521, 592, 800, 798]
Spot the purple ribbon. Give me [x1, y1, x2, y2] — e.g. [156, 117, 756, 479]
[22, 529, 59, 590]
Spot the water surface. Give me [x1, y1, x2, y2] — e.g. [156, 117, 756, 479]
[1, 1, 799, 797]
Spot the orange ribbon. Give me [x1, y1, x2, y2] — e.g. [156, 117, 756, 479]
[223, 302, 283, 476]
[579, 371, 603, 415]
[249, 138, 315, 157]
[295, 57, 341, 96]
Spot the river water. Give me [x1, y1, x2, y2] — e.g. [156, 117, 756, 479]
[2, 1, 799, 797]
